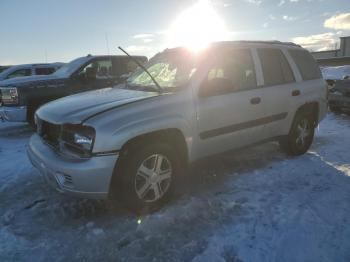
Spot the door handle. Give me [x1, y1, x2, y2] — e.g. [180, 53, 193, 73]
[292, 90, 300, 96]
[250, 97, 261, 105]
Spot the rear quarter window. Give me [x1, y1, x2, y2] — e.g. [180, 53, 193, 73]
[288, 49, 322, 80]
[258, 48, 295, 86]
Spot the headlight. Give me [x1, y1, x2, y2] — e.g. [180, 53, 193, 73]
[74, 133, 93, 151]
[61, 124, 95, 157]
[0, 87, 19, 105]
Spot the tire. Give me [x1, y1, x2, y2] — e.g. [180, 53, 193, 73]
[116, 142, 181, 213]
[279, 111, 315, 156]
[27, 105, 37, 128]
[329, 105, 342, 114]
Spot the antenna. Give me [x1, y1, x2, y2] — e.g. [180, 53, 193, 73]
[105, 33, 110, 55]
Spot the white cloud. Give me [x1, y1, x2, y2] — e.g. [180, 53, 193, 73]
[324, 13, 350, 30]
[125, 45, 152, 53]
[262, 22, 269, 28]
[292, 32, 339, 51]
[133, 34, 154, 39]
[282, 15, 298, 21]
[278, 0, 314, 6]
[143, 38, 153, 43]
[245, 0, 262, 5]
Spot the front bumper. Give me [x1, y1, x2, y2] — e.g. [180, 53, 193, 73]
[0, 106, 27, 122]
[27, 134, 118, 199]
[329, 93, 350, 109]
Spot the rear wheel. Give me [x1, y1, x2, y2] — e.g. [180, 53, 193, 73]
[279, 111, 315, 156]
[116, 142, 181, 213]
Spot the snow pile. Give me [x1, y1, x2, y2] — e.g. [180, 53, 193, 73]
[1, 114, 350, 261]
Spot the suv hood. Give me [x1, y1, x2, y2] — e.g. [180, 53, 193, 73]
[0, 74, 61, 86]
[36, 87, 158, 124]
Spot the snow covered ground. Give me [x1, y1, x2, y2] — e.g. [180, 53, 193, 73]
[1, 113, 350, 262]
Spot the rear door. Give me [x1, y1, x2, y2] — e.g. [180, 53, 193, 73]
[195, 48, 266, 157]
[257, 47, 297, 139]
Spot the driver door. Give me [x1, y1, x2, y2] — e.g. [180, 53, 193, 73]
[195, 48, 265, 158]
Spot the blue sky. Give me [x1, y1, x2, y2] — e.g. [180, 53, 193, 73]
[0, 0, 349, 64]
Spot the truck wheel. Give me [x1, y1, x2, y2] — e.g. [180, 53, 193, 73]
[27, 104, 38, 128]
[279, 111, 315, 156]
[117, 142, 180, 213]
[329, 105, 342, 114]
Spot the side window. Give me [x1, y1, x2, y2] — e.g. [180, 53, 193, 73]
[288, 49, 322, 80]
[205, 49, 257, 94]
[113, 58, 146, 77]
[35, 67, 55, 75]
[6, 69, 32, 79]
[258, 48, 295, 86]
[79, 59, 113, 79]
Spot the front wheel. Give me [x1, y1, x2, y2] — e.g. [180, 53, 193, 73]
[116, 142, 181, 213]
[279, 112, 315, 156]
[329, 105, 342, 114]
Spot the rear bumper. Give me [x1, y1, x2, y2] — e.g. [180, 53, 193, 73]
[0, 106, 27, 122]
[27, 134, 118, 199]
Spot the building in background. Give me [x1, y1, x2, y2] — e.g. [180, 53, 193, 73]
[311, 36, 350, 67]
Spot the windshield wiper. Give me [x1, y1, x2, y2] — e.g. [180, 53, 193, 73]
[118, 46, 162, 94]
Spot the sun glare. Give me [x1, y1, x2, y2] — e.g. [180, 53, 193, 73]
[168, 0, 228, 51]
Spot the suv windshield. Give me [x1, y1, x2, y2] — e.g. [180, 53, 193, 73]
[126, 49, 197, 92]
[53, 57, 90, 78]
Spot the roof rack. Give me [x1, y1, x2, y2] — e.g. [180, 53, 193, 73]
[214, 40, 301, 47]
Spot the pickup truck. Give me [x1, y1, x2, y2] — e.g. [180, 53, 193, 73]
[0, 63, 63, 81]
[0, 55, 147, 124]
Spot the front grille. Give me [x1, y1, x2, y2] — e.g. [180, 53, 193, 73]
[63, 174, 73, 187]
[37, 118, 61, 148]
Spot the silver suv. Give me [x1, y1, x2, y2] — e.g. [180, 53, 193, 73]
[27, 41, 328, 212]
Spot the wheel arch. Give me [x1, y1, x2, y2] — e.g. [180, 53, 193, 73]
[119, 128, 189, 164]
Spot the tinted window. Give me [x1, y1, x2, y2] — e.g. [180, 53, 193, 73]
[35, 67, 55, 75]
[0, 66, 11, 73]
[205, 49, 257, 93]
[6, 69, 31, 79]
[258, 48, 295, 86]
[79, 59, 113, 79]
[289, 49, 322, 80]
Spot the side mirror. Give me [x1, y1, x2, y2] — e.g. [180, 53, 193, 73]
[343, 75, 349, 80]
[199, 78, 233, 98]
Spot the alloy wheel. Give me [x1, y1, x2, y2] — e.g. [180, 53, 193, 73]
[134, 154, 172, 202]
[295, 118, 311, 148]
